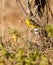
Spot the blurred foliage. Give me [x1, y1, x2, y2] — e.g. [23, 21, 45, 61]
[0, 26, 53, 65]
[12, 34, 17, 42]
[8, 27, 21, 37]
[0, 43, 49, 65]
[46, 24, 53, 37]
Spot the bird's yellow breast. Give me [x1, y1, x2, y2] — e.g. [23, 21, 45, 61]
[25, 18, 36, 28]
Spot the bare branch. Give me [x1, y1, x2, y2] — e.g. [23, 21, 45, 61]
[16, 0, 28, 16]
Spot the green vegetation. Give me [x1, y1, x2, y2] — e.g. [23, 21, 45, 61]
[0, 43, 49, 65]
[46, 24, 53, 37]
[0, 26, 53, 65]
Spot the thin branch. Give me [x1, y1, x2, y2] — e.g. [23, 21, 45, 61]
[16, 0, 28, 16]
[47, 0, 53, 19]
[27, 0, 33, 16]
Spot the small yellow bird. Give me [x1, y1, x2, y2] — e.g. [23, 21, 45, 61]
[25, 18, 38, 29]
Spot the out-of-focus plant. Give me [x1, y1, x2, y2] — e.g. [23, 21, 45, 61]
[8, 27, 21, 42]
[40, 55, 48, 65]
[0, 42, 50, 65]
[14, 48, 49, 65]
[46, 24, 53, 37]
[0, 44, 7, 56]
[12, 34, 17, 42]
[0, 44, 7, 65]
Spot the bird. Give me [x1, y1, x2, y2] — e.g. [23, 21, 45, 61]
[25, 18, 39, 29]
[25, 18, 40, 34]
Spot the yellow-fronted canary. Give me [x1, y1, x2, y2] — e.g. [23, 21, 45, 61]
[25, 18, 38, 29]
